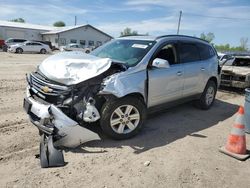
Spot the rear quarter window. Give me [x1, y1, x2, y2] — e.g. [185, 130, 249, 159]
[197, 43, 215, 60]
[179, 43, 200, 63]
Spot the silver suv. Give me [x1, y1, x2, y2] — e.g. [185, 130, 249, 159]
[24, 35, 219, 148]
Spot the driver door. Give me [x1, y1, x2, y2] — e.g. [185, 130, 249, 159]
[147, 42, 184, 107]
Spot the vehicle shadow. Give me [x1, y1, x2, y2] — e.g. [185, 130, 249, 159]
[69, 99, 238, 155]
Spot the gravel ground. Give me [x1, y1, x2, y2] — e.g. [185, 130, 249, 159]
[0, 52, 249, 188]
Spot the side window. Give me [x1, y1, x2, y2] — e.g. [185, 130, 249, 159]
[154, 43, 178, 65]
[179, 43, 200, 63]
[197, 43, 214, 60]
[26, 43, 31, 46]
[88, 40, 94, 46]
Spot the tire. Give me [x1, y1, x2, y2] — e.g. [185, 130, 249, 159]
[100, 96, 146, 139]
[85, 50, 90, 54]
[197, 80, 217, 110]
[40, 48, 47, 54]
[16, 48, 23, 54]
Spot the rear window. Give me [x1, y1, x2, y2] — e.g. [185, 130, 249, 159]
[179, 43, 200, 63]
[197, 43, 215, 60]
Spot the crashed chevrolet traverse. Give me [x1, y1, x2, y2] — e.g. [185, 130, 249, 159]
[24, 35, 219, 150]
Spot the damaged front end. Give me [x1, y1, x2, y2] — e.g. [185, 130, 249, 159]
[221, 70, 250, 88]
[24, 52, 127, 167]
[220, 57, 250, 89]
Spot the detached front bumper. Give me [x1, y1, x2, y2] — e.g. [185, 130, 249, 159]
[24, 87, 100, 148]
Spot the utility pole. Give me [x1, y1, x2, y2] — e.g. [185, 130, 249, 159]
[177, 11, 182, 35]
[74, 16, 77, 26]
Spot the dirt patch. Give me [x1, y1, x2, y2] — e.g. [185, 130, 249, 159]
[0, 52, 249, 188]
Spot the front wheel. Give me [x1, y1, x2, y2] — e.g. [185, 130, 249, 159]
[16, 48, 23, 54]
[100, 96, 146, 139]
[197, 80, 217, 110]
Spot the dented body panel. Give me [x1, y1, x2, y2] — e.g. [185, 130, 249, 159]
[39, 52, 112, 85]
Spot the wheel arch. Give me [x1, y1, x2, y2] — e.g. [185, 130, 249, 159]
[208, 76, 218, 88]
[96, 92, 146, 113]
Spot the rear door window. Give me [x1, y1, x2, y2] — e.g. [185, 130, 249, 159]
[179, 43, 200, 63]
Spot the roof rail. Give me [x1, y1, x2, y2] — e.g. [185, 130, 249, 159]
[119, 34, 149, 38]
[155, 34, 209, 43]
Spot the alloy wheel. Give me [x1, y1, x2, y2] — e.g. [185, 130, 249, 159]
[110, 105, 140, 134]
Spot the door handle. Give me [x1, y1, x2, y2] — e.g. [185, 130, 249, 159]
[201, 68, 205, 71]
[177, 71, 182, 76]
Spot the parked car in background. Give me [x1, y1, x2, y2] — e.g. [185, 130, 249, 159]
[8, 41, 51, 54]
[33, 40, 53, 50]
[218, 52, 233, 65]
[220, 56, 250, 88]
[24, 35, 219, 146]
[60, 43, 93, 53]
[3, 38, 27, 52]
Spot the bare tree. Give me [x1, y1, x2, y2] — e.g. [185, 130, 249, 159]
[240, 37, 248, 50]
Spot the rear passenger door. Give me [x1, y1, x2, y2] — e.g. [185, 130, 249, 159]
[179, 42, 204, 97]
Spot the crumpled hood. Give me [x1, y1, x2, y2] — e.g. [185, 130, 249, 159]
[222, 66, 250, 76]
[39, 51, 112, 85]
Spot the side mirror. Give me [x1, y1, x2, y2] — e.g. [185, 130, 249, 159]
[152, 58, 170, 69]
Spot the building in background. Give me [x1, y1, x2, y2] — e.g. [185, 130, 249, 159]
[42, 24, 113, 48]
[0, 20, 113, 48]
[0, 20, 53, 41]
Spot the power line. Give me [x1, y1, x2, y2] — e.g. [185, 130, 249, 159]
[184, 13, 250, 21]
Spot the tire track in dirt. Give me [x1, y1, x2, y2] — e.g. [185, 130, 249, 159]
[0, 122, 39, 157]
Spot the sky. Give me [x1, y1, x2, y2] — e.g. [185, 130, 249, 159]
[0, 0, 250, 46]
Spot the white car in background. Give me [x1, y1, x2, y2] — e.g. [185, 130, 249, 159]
[8, 41, 51, 54]
[60, 43, 93, 53]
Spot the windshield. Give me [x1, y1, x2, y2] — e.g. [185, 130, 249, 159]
[91, 39, 156, 67]
[224, 57, 250, 66]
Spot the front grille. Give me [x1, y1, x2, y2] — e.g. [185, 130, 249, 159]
[221, 74, 246, 82]
[27, 72, 71, 104]
[28, 72, 70, 96]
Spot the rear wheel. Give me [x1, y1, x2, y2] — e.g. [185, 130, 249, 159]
[100, 96, 146, 139]
[40, 48, 47, 54]
[16, 48, 23, 54]
[197, 80, 217, 110]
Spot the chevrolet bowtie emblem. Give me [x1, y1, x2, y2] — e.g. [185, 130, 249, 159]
[41, 86, 53, 93]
